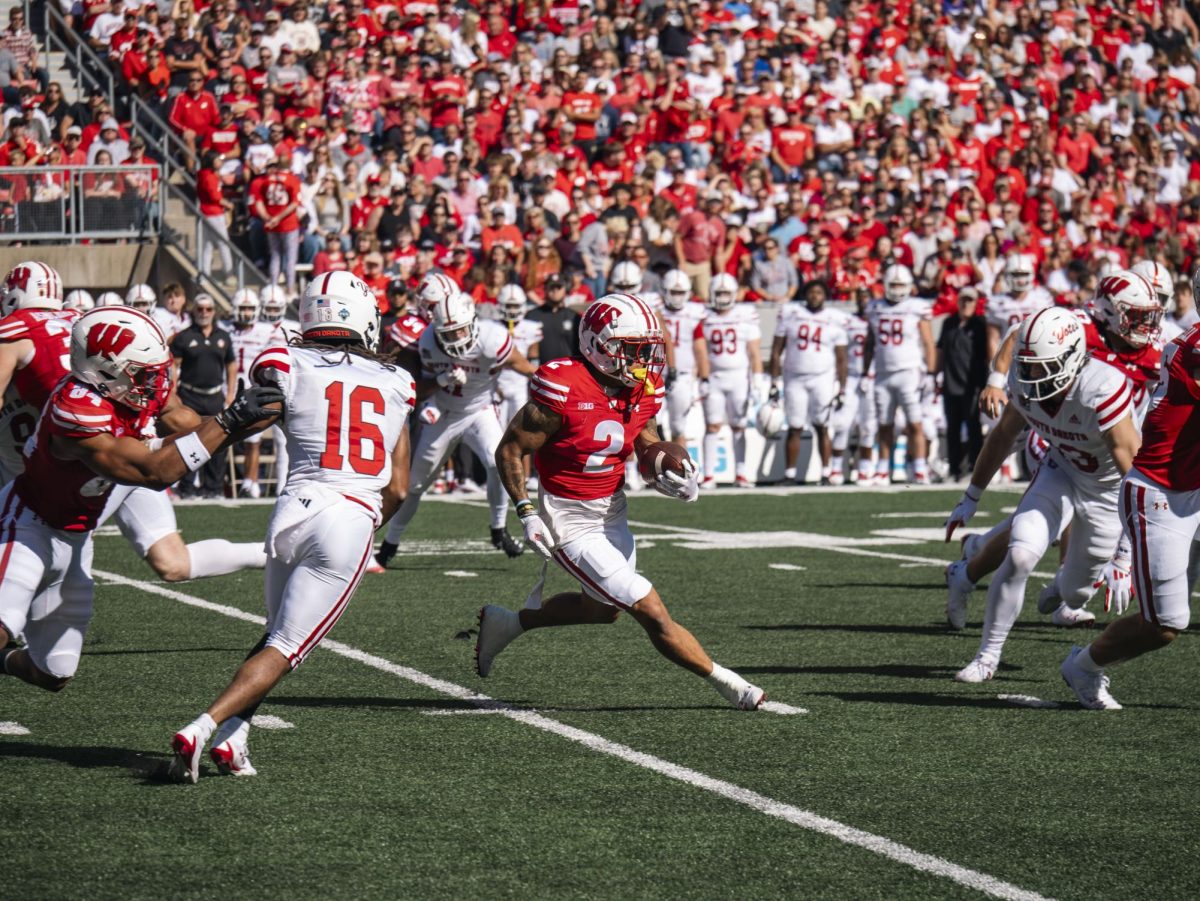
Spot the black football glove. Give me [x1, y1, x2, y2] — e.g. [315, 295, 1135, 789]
[215, 384, 286, 434]
[665, 367, 677, 391]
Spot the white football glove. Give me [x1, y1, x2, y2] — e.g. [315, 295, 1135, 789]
[945, 484, 983, 542]
[654, 456, 699, 503]
[418, 402, 442, 425]
[1095, 535, 1133, 614]
[437, 366, 468, 389]
[520, 512, 555, 559]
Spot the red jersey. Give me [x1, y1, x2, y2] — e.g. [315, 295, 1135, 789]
[386, 314, 426, 353]
[529, 358, 663, 501]
[14, 377, 154, 532]
[251, 171, 301, 232]
[1077, 310, 1162, 418]
[0, 308, 78, 409]
[1133, 327, 1200, 491]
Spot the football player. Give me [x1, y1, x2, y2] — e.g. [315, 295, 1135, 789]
[495, 284, 543, 431]
[64, 289, 94, 313]
[660, 269, 706, 443]
[769, 280, 847, 484]
[0, 305, 281, 694]
[224, 288, 275, 498]
[863, 264, 935, 484]
[259, 285, 299, 483]
[1131, 260, 1177, 341]
[476, 292, 767, 710]
[125, 283, 157, 316]
[985, 253, 1052, 360]
[699, 273, 762, 487]
[374, 291, 535, 567]
[943, 307, 1141, 683]
[829, 289, 877, 485]
[168, 272, 415, 780]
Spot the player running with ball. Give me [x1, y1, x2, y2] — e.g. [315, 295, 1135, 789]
[475, 293, 767, 711]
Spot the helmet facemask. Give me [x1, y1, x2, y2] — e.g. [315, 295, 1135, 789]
[664, 288, 688, 311]
[1016, 352, 1079, 402]
[437, 320, 479, 358]
[108, 358, 173, 417]
[600, 334, 665, 388]
[1115, 301, 1163, 348]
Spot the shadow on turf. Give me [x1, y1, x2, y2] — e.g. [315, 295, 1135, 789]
[747, 622, 1095, 644]
[804, 690, 1192, 711]
[731, 662, 1021, 679]
[82, 646, 244, 656]
[0, 740, 167, 772]
[805, 582, 946, 591]
[270, 695, 499, 711]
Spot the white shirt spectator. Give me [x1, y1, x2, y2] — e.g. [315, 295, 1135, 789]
[89, 11, 125, 47]
[280, 19, 321, 56]
[687, 68, 724, 109]
[1157, 154, 1189, 204]
[1088, 97, 1118, 125]
[814, 118, 852, 152]
[945, 22, 972, 60]
[1117, 41, 1156, 81]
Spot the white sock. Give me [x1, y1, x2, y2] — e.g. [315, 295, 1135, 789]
[186, 540, 267, 579]
[731, 430, 747, 473]
[212, 715, 251, 748]
[784, 467, 796, 481]
[1077, 646, 1103, 673]
[831, 453, 844, 473]
[189, 712, 217, 743]
[978, 548, 1037, 665]
[821, 465, 831, 478]
[912, 457, 928, 476]
[703, 433, 720, 478]
[385, 491, 422, 543]
[485, 469, 509, 528]
[857, 458, 873, 478]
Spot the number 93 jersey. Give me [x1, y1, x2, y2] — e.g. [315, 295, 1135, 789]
[530, 358, 663, 501]
[251, 344, 415, 519]
[418, 318, 513, 415]
[865, 297, 930, 376]
[702, 305, 760, 373]
[774, 303, 848, 377]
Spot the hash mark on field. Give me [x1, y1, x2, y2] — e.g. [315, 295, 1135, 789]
[759, 701, 808, 715]
[0, 721, 30, 735]
[997, 695, 1062, 710]
[443, 571, 478, 578]
[251, 715, 295, 729]
[97, 568, 1050, 901]
[423, 707, 508, 716]
[769, 563, 807, 572]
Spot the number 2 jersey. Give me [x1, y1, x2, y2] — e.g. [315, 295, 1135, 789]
[251, 344, 415, 519]
[530, 358, 664, 501]
[417, 318, 512, 415]
[865, 297, 930, 376]
[0, 308, 77, 476]
[702, 304, 760, 373]
[774, 303, 848, 377]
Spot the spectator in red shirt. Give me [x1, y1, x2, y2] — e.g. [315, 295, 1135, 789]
[560, 71, 603, 156]
[252, 154, 302, 296]
[169, 70, 220, 160]
[197, 150, 234, 279]
[675, 193, 727, 298]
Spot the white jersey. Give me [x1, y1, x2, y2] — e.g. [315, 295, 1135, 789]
[0, 388, 35, 480]
[1007, 356, 1131, 488]
[840, 309, 871, 378]
[496, 318, 541, 400]
[702, 304, 760, 373]
[774, 303, 848, 377]
[152, 307, 190, 341]
[986, 288, 1053, 332]
[663, 303, 707, 373]
[865, 297, 930, 376]
[265, 317, 301, 345]
[250, 344, 415, 518]
[224, 320, 276, 377]
[418, 318, 513, 415]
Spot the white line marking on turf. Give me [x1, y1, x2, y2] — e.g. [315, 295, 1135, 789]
[873, 512, 991, 520]
[423, 707, 508, 716]
[899, 563, 927, 568]
[250, 715, 295, 729]
[443, 571, 478, 578]
[759, 701, 808, 715]
[769, 563, 807, 572]
[997, 695, 1062, 710]
[0, 721, 30, 735]
[95, 568, 1049, 901]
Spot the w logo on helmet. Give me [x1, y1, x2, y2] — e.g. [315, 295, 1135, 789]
[5, 266, 30, 291]
[1099, 275, 1130, 296]
[87, 322, 136, 359]
[582, 302, 621, 334]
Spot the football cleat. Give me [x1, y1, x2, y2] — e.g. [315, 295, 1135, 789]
[525, 474, 540, 492]
[945, 560, 974, 630]
[955, 657, 997, 683]
[475, 605, 523, 677]
[365, 559, 386, 575]
[491, 527, 524, 558]
[1061, 646, 1121, 710]
[735, 475, 752, 487]
[1051, 603, 1096, 628]
[819, 476, 832, 486]
[828, 470, 845, 486]
[872, 472, 890, 487]
[736, 683, 766, 711]
[700, 476, 717, 489]
[912, 470, 930, 485]
[168, 726, 205, 784]
[458, 478, 482, 494]
[240, 479, 261, 499]
[374, 541, 398, 570]
[431, 478, 447, 495]
[210, 739, 258, 776]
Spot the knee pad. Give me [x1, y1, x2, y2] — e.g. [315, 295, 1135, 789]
[1005, 545, 1042, 580]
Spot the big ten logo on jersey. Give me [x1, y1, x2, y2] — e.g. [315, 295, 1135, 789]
[319, 379, 387, 475]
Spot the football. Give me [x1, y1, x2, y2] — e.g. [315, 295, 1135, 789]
[637, 440, 693, 482]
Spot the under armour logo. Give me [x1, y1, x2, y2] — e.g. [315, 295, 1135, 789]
[1154, 501, 1169, 510]
[189, 452, 201, 464]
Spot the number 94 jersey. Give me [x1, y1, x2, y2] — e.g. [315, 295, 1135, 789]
[530, 358, 663, 501]
[774, 303, 848, 377]
[865, 297, 930, 376]
[251, 344, 415, 519]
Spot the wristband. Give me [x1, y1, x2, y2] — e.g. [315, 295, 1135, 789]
[174, 432, 212, 472]
[986, 371, 1007, 390]
[515, 499, 537, 519]
[965, 483, 984, 501]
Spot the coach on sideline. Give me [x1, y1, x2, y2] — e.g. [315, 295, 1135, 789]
[170, 293, 237, 499]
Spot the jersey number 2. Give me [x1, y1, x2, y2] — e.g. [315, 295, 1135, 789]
[583, 420, 624, 474]
[320, 381, 386, 475]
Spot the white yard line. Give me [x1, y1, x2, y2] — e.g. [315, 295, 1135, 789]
[0, 721, 30, 735]
[93, 568, 1049, 901]
[250, 714, 295, 729]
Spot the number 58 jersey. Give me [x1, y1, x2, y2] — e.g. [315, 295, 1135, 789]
[251, 344, 415, 519]
[865, 297, 930, 376]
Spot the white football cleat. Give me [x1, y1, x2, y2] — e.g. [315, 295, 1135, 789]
[210, 739, 258, 776]
[1061, 646, 1122, 710]
[735, 474, 751, 487]
[912, 470, 929, 485]
[525, 475, 539, 493]
[955, 656, 997, 683]
[700, 476, 717, 490]
[944, 560, 974, 630]
[872, 472, 890, 487]
[828, 470, 844, 486]
[475, 605, 523, 677]
[735, 683, 766, 710]
[168, 726, 205, 784]
[458, 478, 482, 494]
[1051, 603, 1096, 628]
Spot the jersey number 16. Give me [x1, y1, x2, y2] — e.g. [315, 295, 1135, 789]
[320, 380, 386, 476]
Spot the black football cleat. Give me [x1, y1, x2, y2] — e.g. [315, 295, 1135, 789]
[491, 527, 525, 558]
[374, 540, 399, 570]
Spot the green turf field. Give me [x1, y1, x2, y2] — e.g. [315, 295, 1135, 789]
[4, 488, 1198, 900]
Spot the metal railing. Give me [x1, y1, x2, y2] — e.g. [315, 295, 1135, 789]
[0, 165, 163, 241]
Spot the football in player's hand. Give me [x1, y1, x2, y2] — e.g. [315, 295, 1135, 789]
[638, 441, 693, 483]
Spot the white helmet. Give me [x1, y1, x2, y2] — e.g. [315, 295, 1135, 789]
[432, 291, 479, 357]
[497, 284, 527, 322]
[663, 269, 691, 311]
[1014, 307, 1087, 402]
[708, 272, 738, 311]
[64, 289, 95, 313]
[299, 271, 381, 351]
[96, 291, 124, 307]
[1004, 253, 1035, 294]
[233, 288, 261, 325]
[260, 285, 289, 322]
[579, 292, 665, 388]
[1130, 260, 1174, 313]
[883, 264, 914, 303]
[610, 260, 643, 294]
[70, 306, 172, 416]
[755, 401, 786, 439]
[1, 261, 63, 315]
[1093, 270, 1161, 348]
[125, 283, 157, 313]
[417, 272, 457, 323]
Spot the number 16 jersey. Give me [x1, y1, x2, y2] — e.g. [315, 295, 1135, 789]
[251, 344, 415, 518]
